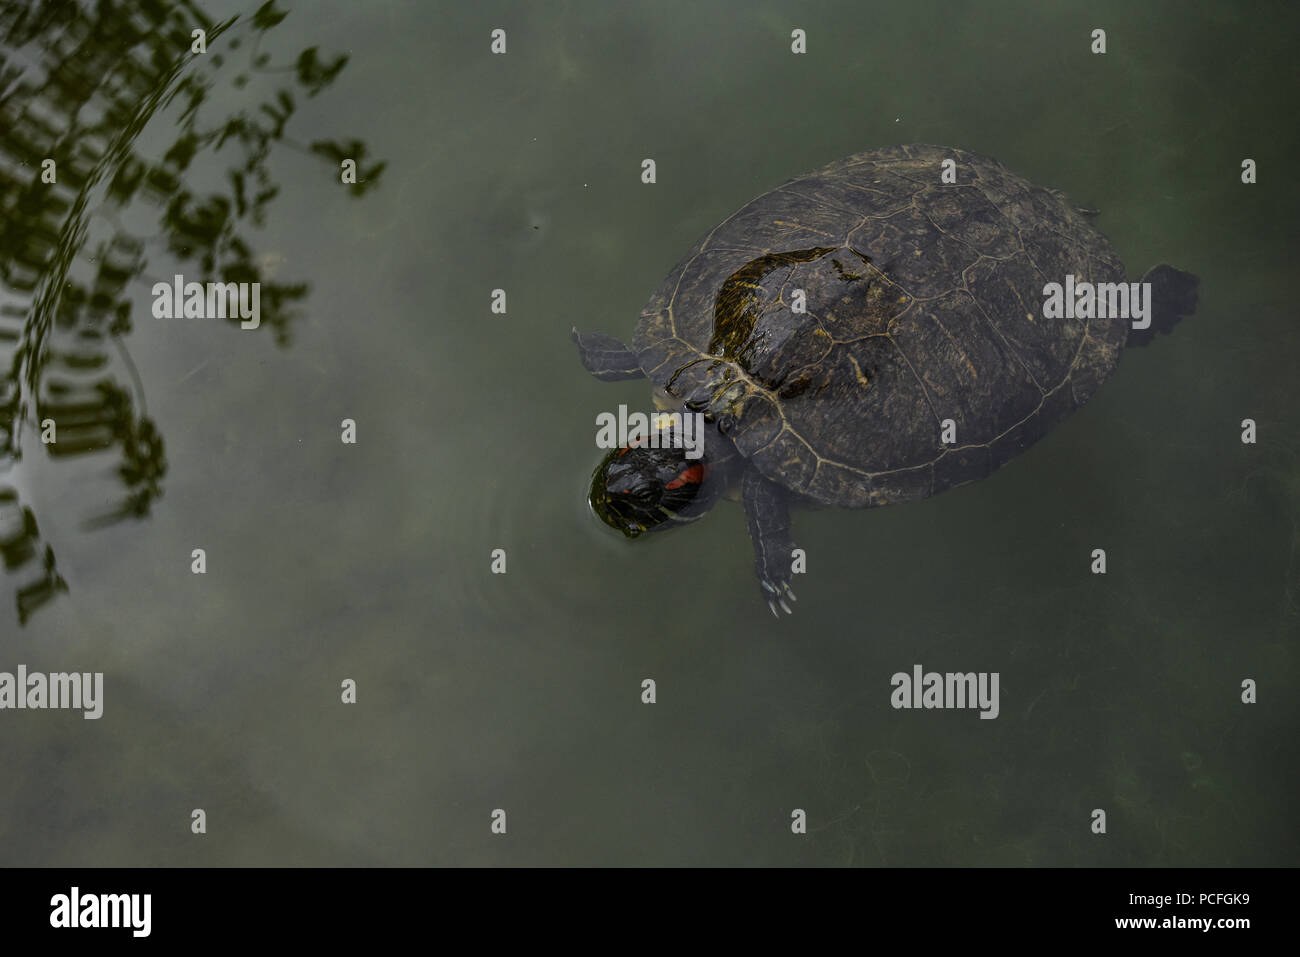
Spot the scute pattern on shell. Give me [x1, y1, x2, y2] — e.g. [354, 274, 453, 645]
[634, 144, 1129, 507]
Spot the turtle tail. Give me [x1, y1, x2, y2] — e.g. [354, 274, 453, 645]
[1127, 265, 1198, 347]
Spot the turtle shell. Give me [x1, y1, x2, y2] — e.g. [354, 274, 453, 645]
[632, 144, 1129, 508]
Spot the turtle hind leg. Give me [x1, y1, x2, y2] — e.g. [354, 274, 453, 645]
[571, 328, 644, 381]
[1127, 265, 1199, 347]
[741, 465, 797, 617]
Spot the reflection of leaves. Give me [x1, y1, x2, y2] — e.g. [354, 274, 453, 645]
[0, 0, 383, 625]
[107, 155, 146, 205]
[221, 235, 308, 347]
[164, 132, 200, 173]
[259, 89, 293, 138]
[251, 0, 289, 32]
[0, 490, 68, 626]
[296, 47, 349, 96]
[116, 416, 166, 512]
[109, 300, 131, 336]
[17, 545, 67, 625]
[311, 138, 388, 196]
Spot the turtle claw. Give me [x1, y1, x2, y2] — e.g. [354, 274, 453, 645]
[761, 579, 794, 617]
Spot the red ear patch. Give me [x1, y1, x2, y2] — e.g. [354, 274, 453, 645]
[664, 464, 705, 490]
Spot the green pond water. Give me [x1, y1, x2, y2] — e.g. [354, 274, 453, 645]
[0, 0, 1295, 865]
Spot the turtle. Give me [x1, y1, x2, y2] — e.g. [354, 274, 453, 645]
[573, 144, 1197, 616]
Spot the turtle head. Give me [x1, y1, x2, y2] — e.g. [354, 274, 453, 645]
[588, 423, 722, 537]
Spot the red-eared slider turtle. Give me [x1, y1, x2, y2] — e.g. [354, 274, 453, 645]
[574, 144, 1197, 616]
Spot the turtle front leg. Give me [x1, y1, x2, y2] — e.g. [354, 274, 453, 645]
[571, 328, 644, 381]
[741, 465, 797, 617]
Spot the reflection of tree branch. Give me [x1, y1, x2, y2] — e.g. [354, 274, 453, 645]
[0, 0, 385, 625]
